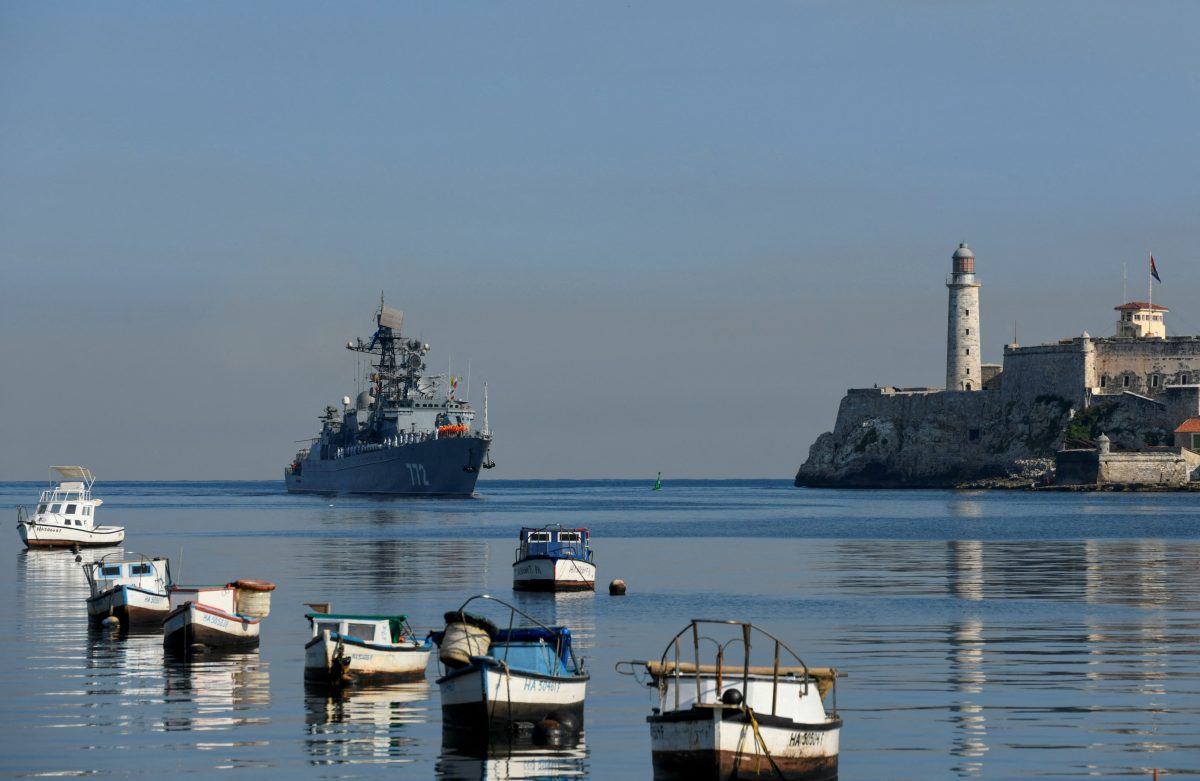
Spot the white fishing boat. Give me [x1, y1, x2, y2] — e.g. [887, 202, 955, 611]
[163, 579, 275, 651]
[17, 466, 124, 549]
[304, 608, 432, 685]
[83, 552, 172, 627]
[512, 525, 596, 592]
[432, 595, 589, 735]
[618, 619, 845, 781]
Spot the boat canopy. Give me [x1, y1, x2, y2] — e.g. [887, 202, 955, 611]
[51, 466, 94, 483]
[519, 526, 590, 560]
[307, 612, 409, 643]
[493, 625, 574, 667]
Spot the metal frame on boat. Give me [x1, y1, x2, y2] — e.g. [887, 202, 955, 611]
[432, 594, 589, 735]
[512, 525, 596, 592]
[618, 619, 845, 781]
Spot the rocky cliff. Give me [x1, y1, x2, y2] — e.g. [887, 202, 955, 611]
[795, 389, 1074, 487]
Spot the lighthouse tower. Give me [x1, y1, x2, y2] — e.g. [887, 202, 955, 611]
[946, 242, 982, 391]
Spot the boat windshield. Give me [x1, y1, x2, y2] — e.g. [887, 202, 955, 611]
[519, 527, 590, 560]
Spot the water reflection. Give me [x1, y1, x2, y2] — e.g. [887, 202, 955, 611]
[296, 538, 489, 595]
[304, 681, 431, 766]
[161, 652, 271, 733]
[832, 539, 1200, 609]
[438, 732, 588, 781]
[509, 591, 597, 650]
[948, 618, 988, 777]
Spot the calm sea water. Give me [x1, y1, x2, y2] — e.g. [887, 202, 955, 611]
[1, 480, 1197, 780]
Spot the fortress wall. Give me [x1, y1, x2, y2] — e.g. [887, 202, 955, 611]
[1098, 450, 1191, 486]
[1092, 339, 1200, 394]
[1000, 342, 1089, 406]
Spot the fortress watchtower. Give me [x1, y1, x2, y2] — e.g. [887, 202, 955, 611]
[1115, 302, 1167, 339]
[946, 242, 982, 391]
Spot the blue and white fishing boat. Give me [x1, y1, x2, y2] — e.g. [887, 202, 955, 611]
[618, 619, 845, 781]
[82, 552, 172, 627]
[163, 580, 274, 651]
[305, 609, 432, 685]
[512, 525, 595, 592]
[432, 595, 589, 734]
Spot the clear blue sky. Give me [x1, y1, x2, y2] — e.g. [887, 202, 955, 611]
[3, 2, 1198, 479]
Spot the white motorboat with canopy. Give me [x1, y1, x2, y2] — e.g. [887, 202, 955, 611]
[618, 619, 845, 781]
[18, 467, 124, 549]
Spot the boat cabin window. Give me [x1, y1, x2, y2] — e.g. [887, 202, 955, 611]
[101, 565, 122, 577]
[527, 532, 552, 543]
[348, 622, 379, 641]
[51, 504, 62, 514]
[130, 564, 152, 576]
[37, 504, 46, 513]
[314, 621, 340, 637]
[66, 504, 77, 514]
[558, 531, 581, 543]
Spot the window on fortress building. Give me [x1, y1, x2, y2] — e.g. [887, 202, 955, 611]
[1152, 375, 1159, 388]
[966, 348, 970, 355]
[968, 428, 980, 441]
[965, 328, 970, 335]
[1100, 376, 1107, 388]
[1123, 375, 1131, 388]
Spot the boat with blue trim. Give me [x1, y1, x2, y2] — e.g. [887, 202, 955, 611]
[512, 525, 596, 592]
[305, 609, 432, 685]
[83, 551, 172, 627]
[432, 595, 589, 735]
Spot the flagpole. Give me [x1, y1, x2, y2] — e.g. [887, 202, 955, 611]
[1148, 252, 1152, 309]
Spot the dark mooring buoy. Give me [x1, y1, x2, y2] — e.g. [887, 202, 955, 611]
[608, 579, 627, 596]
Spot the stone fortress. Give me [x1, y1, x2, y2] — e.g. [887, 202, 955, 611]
[796, 244, 1200, 488]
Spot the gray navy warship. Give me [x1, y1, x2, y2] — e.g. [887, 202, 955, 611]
[285, 300, 493, 495]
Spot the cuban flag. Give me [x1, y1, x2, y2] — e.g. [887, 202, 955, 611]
[1151, 255, 1161, 283]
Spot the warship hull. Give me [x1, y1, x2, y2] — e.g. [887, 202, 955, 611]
[285, 436, 489, 496]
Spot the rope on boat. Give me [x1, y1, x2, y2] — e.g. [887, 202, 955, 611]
[744, 706, 786, 781]
[565, 557, 595, 591]
[488, 659, 514, 729]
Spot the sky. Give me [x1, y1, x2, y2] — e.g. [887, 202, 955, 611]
[2, 2, 1199, 480]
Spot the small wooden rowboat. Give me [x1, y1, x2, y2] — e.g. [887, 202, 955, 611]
[618, 619, 845, 781]
[163, 579, 275, 651]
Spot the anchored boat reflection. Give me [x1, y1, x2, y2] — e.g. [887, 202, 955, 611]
[161, 651, 271, 732]
[304, 681, 431, 766]
[438, 731, 588, 781]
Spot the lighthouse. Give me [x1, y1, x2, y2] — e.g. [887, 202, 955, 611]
[946, 242, 982, 391]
